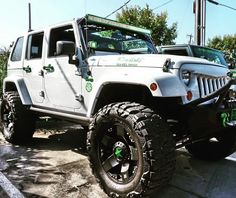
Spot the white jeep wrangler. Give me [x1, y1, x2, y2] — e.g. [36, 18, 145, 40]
[1, 14, 236, 197]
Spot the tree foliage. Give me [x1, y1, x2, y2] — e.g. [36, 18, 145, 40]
[207, 34, 236, 66]
[0, 47, 9, 94]
[116, 4, 178, 46]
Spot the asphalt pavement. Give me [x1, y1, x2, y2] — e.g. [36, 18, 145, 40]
[0, 121, 236, 198]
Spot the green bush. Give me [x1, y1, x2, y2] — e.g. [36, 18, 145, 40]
[0, 50, 9, 96]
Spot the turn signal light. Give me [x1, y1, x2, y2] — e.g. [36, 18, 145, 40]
[150, 83, 158, 91]
[186, 91, 193, 101]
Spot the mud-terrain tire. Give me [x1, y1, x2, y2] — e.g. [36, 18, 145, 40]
[87, 102, 176, 197]
[0, 91, 36, 144]
[186, 129, 236, 161]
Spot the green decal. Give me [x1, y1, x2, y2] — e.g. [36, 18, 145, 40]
[221, 112, 230, 127]
[117, 57, 144, 67]
[86, 82, 93, 92]
[115, 147, 122, 158]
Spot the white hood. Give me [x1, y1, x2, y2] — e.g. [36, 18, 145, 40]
[88, 54, 217, 69]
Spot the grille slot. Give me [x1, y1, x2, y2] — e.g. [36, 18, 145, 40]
[197, 75, 228, 98]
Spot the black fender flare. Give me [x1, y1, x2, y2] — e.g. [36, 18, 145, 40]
[3, 77, 32, 105]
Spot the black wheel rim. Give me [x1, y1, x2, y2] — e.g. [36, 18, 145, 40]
[97, 119, 140, 184]
[1, 100, 14, 134]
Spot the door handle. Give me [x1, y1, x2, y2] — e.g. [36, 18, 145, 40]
[43, 64, 54, 72]
[23, 65, 32, 73]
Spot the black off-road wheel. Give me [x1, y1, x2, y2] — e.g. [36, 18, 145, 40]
[87, 102, 176, 197]
[0, 91, 36, 144]
[185, 129, 236, 161]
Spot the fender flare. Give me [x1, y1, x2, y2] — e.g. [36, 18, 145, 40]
[3, 77, 32, 105]
[87, 74, 186, 116]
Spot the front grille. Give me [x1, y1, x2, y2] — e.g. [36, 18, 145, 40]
[197, 75, 229, 98]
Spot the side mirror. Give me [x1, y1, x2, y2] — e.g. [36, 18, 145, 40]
[56, 41, 75, 56]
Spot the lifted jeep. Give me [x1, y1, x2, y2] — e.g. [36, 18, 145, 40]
[1, 15, 236, 197]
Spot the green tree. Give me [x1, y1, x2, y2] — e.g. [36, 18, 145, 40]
[207, 34, 236, 66]
[116, 4, 177, 45]
[0, 47, 9, 95]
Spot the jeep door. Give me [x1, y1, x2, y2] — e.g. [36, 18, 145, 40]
[43, 24, 82, 112]
[23, 32, 45, 103]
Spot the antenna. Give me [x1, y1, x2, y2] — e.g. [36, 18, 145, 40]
[28, 3, 32, 32]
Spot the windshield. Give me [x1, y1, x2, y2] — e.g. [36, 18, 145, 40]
[81, 24, 156, 55]
[191, 46, 227, 66]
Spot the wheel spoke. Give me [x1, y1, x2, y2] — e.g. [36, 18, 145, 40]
[101, 135, 114, 148]
[120, 163, 130, 182]
[129, 146, 139, 161]
[116, 125, 125, 137]
[102, 154, 119, 172]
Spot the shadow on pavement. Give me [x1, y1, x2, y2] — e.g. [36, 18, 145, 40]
[154, 150, 236, 198]
[0, 120, 107, 198]
[31, 128, 88, 155]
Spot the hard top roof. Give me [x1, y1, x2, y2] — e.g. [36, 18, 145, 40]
[160, 44, 223, 53]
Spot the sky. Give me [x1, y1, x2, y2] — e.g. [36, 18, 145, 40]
[0, 0, 235, 48]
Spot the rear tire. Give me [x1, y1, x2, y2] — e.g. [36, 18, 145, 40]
[185, 129, 236, 161]
[87, 102, 175, 197]
[0, 91, 36, 144]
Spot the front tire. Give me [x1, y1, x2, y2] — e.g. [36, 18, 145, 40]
[87, 102, 175, 197]
[185, 129, 236, 161]
[0, 91, 36, 144]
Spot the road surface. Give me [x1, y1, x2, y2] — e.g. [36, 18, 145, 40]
[0, 120, 236, 197]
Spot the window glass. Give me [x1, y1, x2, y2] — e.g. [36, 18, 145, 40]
[11, 37, 24, 61]
[26, 32, 44, 59]
[191, 46, 227, 66]
[162, 49, 188, 56]
[49, 25, 75, 57]
[83, 26, 156, 54]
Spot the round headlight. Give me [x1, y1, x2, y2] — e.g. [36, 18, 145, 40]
[182, 70, 191, 86]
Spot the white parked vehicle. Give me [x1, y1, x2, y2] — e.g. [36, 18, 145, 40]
[1, 15, 236, 197]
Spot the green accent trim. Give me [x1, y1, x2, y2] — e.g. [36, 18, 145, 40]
[43, 64, 54, 72]
[23, 65, 32, 73]
[85, 76, 94, 82]
[86, 14, 151, 35]
[115, 147, 122, 158]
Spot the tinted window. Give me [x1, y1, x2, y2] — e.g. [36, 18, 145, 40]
[26, 32, 44, 59]
[11, 37, 24, 61]
[162, 49, 188, 56]
[49, 25, 75, 57]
